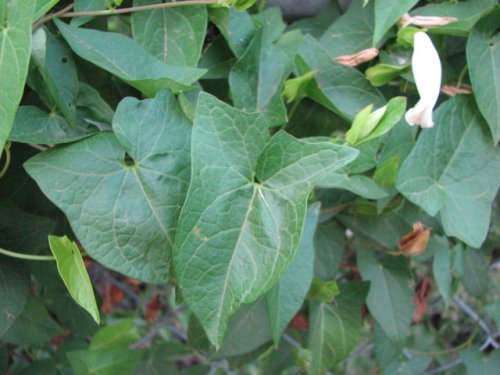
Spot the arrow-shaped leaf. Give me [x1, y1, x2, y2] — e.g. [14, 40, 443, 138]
[173, 93, 358, 347]
[25, 90, 191, 283]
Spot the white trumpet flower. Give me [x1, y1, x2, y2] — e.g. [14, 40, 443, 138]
[405, 32, 442, 128]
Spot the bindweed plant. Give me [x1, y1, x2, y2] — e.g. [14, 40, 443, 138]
[0, 0, 499, 374]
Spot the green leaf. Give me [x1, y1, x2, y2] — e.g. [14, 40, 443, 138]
[320, 0, 375, 57]
[410, 0, 496, 36]
[485, 301, 500, 329]
[373, 0, 419, 45]
[384, 356, 432, 375]
[25, 90, 191, 283]
[214, 298, 272, 359]
[431, 236, 455, 305]
[0, 257, 30, 336]
[461, 347, 500, 375]
[266, 203, 319, 344]
[131, 0, 207, 67]
[1, 296, 63, 346]
[282, 71, 318, 104]
[209, 7, 255, 57]
[0, 0, 36, 152]
[358, 250, 414, 343]
[313, 221, 345, 280]
[31, 27, 79, 126]
[463, 248, 489, 297]
[55, 19, 206, 96]
[252, 6, 286, 45]
[68, 348, 144, 375]
[373, 155, 399, 188]
[229, 28, 292, 126]
[318, 170, 388, 200]
[365, 63, 409, 87]
[297, 34, 385, 121]
[466, 8, 500, 144]
[90, 319, 139, 350]
[34, 0, 60, 22]
[198, 36, 236, 79]
[308, 282, 369, 374]
[173, 93, 358, 347]
[70, 0, 107, 27]
[396, 96, 500, 248]
[10, 106, 98, 144]
[48, 235, 100, 324]
[307, 279, 340, 304]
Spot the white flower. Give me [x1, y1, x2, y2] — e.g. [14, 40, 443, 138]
[405, 32, 442, 128]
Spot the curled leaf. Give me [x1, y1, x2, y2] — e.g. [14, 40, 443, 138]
[399, 221, 431, 256]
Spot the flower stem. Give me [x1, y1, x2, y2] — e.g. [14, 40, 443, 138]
[0, 141, 12, 178]
[0, 247, 55, 261]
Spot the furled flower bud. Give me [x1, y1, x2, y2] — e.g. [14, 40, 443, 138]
[405, 32, 442, 128]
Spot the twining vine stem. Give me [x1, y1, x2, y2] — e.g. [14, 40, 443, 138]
[33, 0, 219, 30]
[0, 247, 55, 261]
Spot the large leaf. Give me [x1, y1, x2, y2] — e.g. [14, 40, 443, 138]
[320, 0, 375, 57]
[0, 0, 36, 151]
[31, 26, 79, 125]
[467, 9, 500, 144]
[358, 250, 414, 343]
[266, 203, 320, 344]
[396, 96, 500, 249]
[54, 19, 206, 96]
[173, 93, 358, 347]
[373, 0, 418, 45]
[308, 282, 369, 375]
[25, 91, 191, 283]
[48, 235, 100, 324]
[0, 257, 30, 336]
[131, 0, 207, 67]
[229, 28, 292, 126]
[298, 35, 385, 121]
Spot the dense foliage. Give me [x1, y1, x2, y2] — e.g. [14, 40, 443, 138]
[0, 0, 499, 374]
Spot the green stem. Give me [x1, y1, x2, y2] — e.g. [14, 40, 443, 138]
[258, 0, 268, 12]
[59, 0, 218, 17]
[0, 247, 55, 261]
[0, 141, 11, 178]
[456, 64, 468, 88]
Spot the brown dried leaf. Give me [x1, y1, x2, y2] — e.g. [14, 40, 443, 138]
[399, 221, 431, 256]
[335, 48, 379, 67]
[412, 277, 432, 322]
[399, 13, 458, 28]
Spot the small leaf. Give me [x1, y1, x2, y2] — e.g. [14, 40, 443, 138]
[373, 0, 419, 45]
[31, 27, 79, 126]
[266, 203, 320, 344]
[466, 8, 500, 144]
[282, 71, 318, 104]
[229, 28, 292, 126]
[308, 282, 369, 374]
[373, 155, 400, 188]
[358, 250, 414, 343]
[297, 34, 385, 121]
[48, 235, 100, 324]
[410, 0, 496, 36]
[320, 0, 375, 58]
[307, 279, 340, 304]
[461, 347, 500, 375]
[0, 0, 36, 151]
[55, 19, 206, 96]
[366, 63, 409, 87]
[0, 258, 30, 336]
